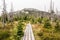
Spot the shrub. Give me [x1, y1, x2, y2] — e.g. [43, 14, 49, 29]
[44, 20, 51, 29]
[37, 17, 42, 23]
[38, 31, 43, 37]
[55, 22, 60, 32]
[0, 30, 10, 40]
[16, 22, 24, 40]
[31, 18, 37, 24]
[17, 24, 24, 37]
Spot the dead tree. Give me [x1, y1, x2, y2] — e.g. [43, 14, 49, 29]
[2, 0, 7, 28]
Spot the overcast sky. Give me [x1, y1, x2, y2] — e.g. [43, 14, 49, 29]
[0, 0, 60, 15]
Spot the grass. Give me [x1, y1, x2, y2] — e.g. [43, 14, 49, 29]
[32, 23, 43, 40]
[32, 22, 60, 40]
